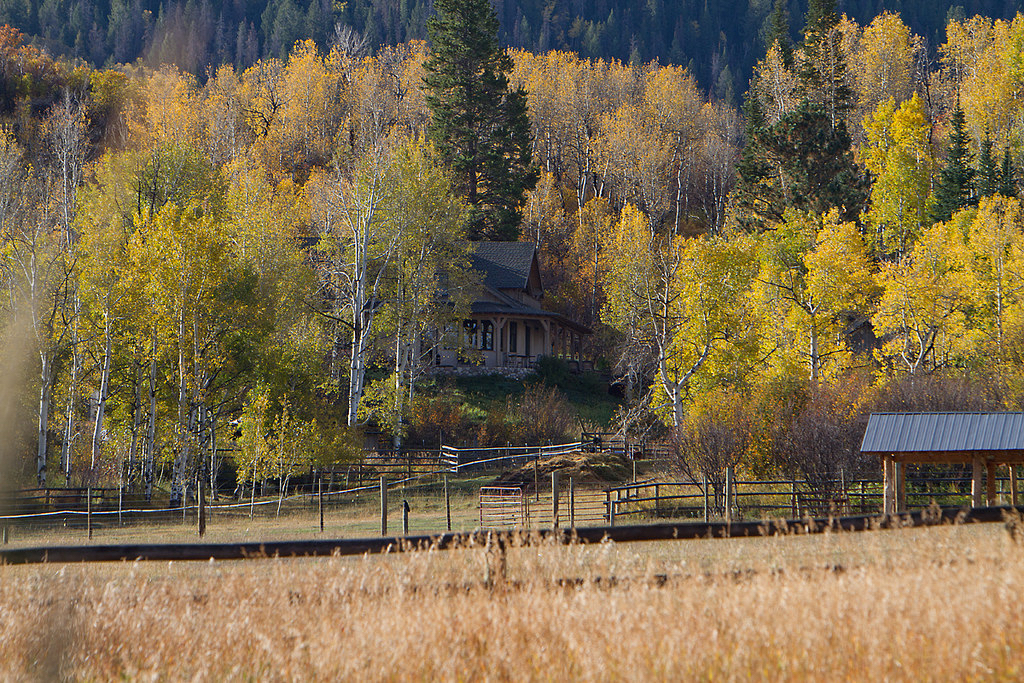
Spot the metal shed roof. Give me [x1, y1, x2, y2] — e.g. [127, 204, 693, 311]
[860, 412, 1024, 453]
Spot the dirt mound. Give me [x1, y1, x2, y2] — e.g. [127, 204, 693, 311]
[491, 451, 631, 491]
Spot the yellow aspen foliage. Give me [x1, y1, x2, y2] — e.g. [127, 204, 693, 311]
[756, 209, 878, 386]
[136, 66, 201, 149]
[603, 204, 756, 426]
[963, 195, 1024, 361]
[942, 15, 1024, 145]
[752, 43, 801, 125]
[850, 12, 917, 139]
[873, 216, 973, 375]
[862, 93, 933, 258]
[200, 64, 246, 168]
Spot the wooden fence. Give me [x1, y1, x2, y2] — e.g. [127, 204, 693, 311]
[602, 472, 1024, 523]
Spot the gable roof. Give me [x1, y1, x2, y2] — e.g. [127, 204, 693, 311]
[860, 412, 1024, 453]
[470, 241, 539, 292]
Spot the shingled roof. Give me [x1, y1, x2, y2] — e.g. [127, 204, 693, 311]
[861, 412, 1024, 454]
[470, 242, 538, 292]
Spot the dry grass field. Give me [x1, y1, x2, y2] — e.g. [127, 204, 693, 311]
[4, 519, 1024, 681]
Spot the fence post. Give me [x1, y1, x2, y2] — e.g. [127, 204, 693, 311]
[552, 471, 560, 528]
[318, 477, 324, 533]
[605, 490, 614, 526]
[444, 474, 452, 532]
[118, 483, 123, 527]
[702, 474, 709, 522]
[402, 500, 410, 535]
[569, 476, 575, 529]
[198, 477, 206, 538]
[654, 483, 660, 518]
[183, 484, 188, 525]
[533, 459, 539, 502]
[380, 476, 388, 536]
[1, 526, 6, 544]
[791, 481, 798, 518]
[87, 487, 93, 540]
[840, 468, 846, 513]
[725, 466, 733, 523]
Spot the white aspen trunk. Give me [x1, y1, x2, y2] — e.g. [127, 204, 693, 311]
[997, 257, 1004, 354]
[144, 332, 158, 501]
[128, 361, 141, 485]
[394, 321, 404, 448]
[36, 350, 51, 487]
[809, 311, 820, 386]
[209, 408, 218, 498]
[62, 294, 80, 479]
[90, 311, 112, 470]
[171, 312, 190, 507]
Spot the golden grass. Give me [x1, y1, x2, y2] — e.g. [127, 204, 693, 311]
[3, 522, 1024, 681]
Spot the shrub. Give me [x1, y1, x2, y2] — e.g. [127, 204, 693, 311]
[406, 390, 477, 447]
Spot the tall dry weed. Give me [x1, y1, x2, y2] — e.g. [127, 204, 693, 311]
[2, 525, 1023, 680]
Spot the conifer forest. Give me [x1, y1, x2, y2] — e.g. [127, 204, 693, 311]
[3, 0, 1024, 497]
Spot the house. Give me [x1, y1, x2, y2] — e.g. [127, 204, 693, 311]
[433, 241, 591, 373]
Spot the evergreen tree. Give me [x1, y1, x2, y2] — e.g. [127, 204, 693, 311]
[977, 130, 997, 198]
[732, 94, 785, 230]
[423, 0, 538, 241]
[998, 146, 1016, 197]
[732, 98, 867, 230]
[930, 104, 976, 223]
[730, 0, 866, 231]
[799, 0, 852, 129]
[765, 0, 793, 68]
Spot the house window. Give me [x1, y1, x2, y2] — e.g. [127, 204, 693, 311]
[482, 321, 494, 350]
[509, 322, 518, 353]
[463, 320, 478, 347]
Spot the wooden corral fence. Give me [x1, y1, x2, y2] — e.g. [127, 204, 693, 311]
[602, 472, 1024, 523]
[443, 442, 584, 472]
[582, 432, 672, 462]
[322, 450, 457, 488]
[322, 442, 585, 489]
[6, 487, 154, 515]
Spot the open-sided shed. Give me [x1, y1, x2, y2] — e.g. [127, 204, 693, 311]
[860, 412, 1024, 514]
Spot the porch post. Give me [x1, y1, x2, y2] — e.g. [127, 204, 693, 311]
[895, 461, 906, 513]
[1011, 465, 1019, 506]
[882, 456, 893, 515]
[986, 461, 997, 506]
[972, 459, 984, 507]
[541, 319, 551, 358]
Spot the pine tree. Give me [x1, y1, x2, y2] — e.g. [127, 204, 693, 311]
[930, 105, 976, 223]
[765, 0, 792, 69]
[423, 0, 538, 241]
[977, 131, 997, 198]
[799, 0, 852, 130]
[999, 147, 1017, 198]
[732, 94, 786, 230]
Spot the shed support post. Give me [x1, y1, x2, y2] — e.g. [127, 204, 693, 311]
[1011, 466, 1019, 507]
[972, 460, 984, 508]
[986, 461, 997, 507]
[882, 456, 894, 515]
[895, 461, 906, 514]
